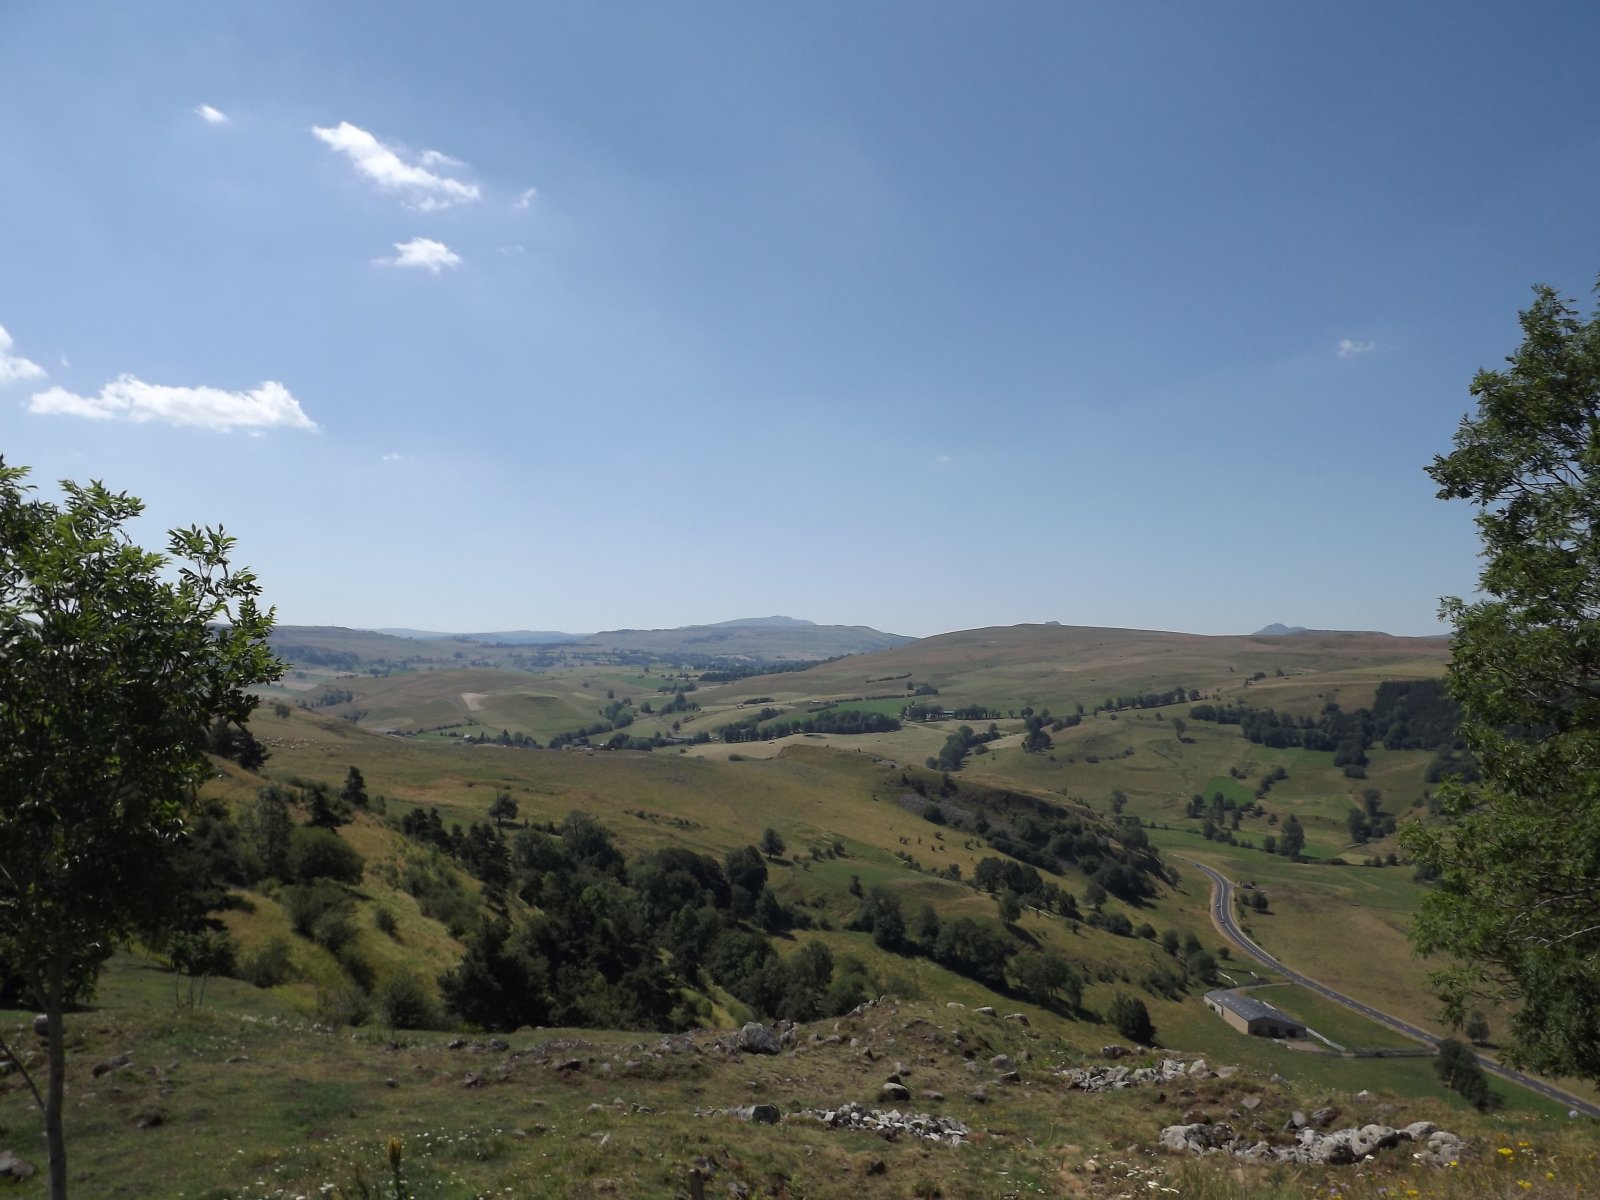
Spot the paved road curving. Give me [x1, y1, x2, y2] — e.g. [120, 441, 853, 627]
[1180, 855, 1600, 1119]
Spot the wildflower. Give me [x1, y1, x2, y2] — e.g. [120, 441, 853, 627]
[1498, 1147, 1516, 1158]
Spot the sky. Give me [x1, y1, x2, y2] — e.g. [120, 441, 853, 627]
[3, 2, 1599, 640]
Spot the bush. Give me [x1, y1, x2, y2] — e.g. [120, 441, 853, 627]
[239, 936, 294, 988]
[1108, 993, 1155, 1044]
[372, 979, 438, 1036]
[284, 880, 351, 939]
[373, 907, 400, 938]
[288, 826, 365, 884]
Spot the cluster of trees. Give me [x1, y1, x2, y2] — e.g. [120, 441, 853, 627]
[462, 728, 539, 748]
[1346, 788, 1397, 844]
[926, 723, 1001, 771]
[1094, 687, 1200, 714]
[901, 702, 1001, 722]
[436, 814, 856, 1031]
[698, 658, 833, 683]
[718, 708, 901, 743]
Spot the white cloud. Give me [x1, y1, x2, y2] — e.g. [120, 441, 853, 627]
[419, 148, 463, 168]
[379, 237, 461, 273]
[0, 326, 46, 385]
[311, 121, 479, 210]
[381, 452, 404, 462]
[1336, 338, 1376, 359]
[932, 453, 953, 467]
[196, 104, 229, 125]
[27, 375, 316, 432]
[514, 187, 538, 209]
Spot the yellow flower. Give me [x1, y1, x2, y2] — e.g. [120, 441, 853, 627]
[1499, 1147, 1516, 1158]
[388, 1137, 404, 1169]
[1517, 1181, 1531, 1190]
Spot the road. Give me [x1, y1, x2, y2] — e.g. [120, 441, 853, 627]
[1180, 855, 1600, 1119]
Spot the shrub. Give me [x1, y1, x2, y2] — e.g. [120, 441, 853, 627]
[284, 880, 351, 939]
[288, 826, 365, 884]
[373, 907, 400, 938]
[239, 936, 294, 988]
[1108, 992, 1155, 1044]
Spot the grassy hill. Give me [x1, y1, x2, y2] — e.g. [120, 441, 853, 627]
[11, 622, 1596, 1198]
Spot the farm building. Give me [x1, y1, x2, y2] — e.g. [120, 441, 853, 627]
[1204, 988, 1308, 1039]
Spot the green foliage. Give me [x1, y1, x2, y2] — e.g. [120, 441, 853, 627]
[239, 936, 295, 989]
[375, 971, 440, 1030]
[288, 827, 366, 884]
[0, 462, 281, 1199]
[1404, 281, 1600, 1083]
[1108, 992, 1155, 1044]
[1434, 1037, 1501, 1110]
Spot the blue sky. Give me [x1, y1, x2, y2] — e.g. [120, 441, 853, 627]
[3, 2, 1598, 638]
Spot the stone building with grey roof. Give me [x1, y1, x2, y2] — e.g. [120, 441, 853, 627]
[1204, 988, 1308, 1038]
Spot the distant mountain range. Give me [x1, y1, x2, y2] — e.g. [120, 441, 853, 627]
[374, 628, 579, 645]
[1253, 623, 1411, 638]
[304, 616, 917, 663]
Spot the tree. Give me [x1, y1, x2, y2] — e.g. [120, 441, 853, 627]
[759, 827, 786, 858]
[1108, 993, 1155, 1044]
[1434, 1036, 1501, 1111]
[1278, 815, 1305, 859]
[1402, 282, 1600, 1083]
[1464, 1010, 1492, 1046]
[0, 463, 280, 1199]
[339, 765, 369, 810]
[488, 791, 519, 830]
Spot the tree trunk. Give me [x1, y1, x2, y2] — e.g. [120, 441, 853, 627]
[45, 958, 68, 1200]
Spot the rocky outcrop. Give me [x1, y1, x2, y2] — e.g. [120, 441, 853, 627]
[794, 1103, 969, 1144]
[737, 1022, 782, 1055]
[1158, 1119, 1466, 1167]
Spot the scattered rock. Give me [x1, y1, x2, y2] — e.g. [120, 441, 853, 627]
[133, 1108, 166, 1129]
[1004, 1013, 1029, 1025]
[1288, 1111, 1308, 1130]
[740, 1104, 781, 1125]
[463, 1072, 485, 1088]
[32, 1015, 48, 1037]
[1311, 1107, 1340, 1129]
[795, 1102, 969, 1144]
[487, 1038, 510, 1052]
[861, 1157, 887, 1175]
[880, 1082, 911, 1102]
[91, 1052, 134, 1078]
[968, 1086, 987, 1103]
[989, 1054, 1013, 1071]
[0, 1150, 36, 1180]
[556, 1058, 584, 1072]
[447, 1037, 467, 1050]
[974, 1006, 996, 1017]
[1101, 1045, 1132, 1059]
[737, 1023, 782, 1055]
[924, 1090, 944, 1102]
[224, 1055, 249, 1066]
[1240, 1096, 1261, 1111]
[1158, 1118, 1466, 1168]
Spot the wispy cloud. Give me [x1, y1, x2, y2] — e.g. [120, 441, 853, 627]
[514, 187, 538, 209]
[1336, 338, 1376, 359]
[0, 326, 46, 385]
[932, 453, 953, 468]
[381, 452, 404, 462]
[311, 121, 479, 210]
[28, 376, 316, 432]
[196, 104, 229, 126]
[378, 237, 461, 273]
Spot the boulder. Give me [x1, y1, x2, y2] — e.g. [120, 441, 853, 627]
[740, 1104, 781, 1124]
[974, 1006, 996, 1017]
[32, 1015, 48, 1037]
[880, 1082, 911, 1102]
[1101, 1044, 1132, 1059]
[0, 1150, 36, 1180]
[738, 1023, 782, 1055]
